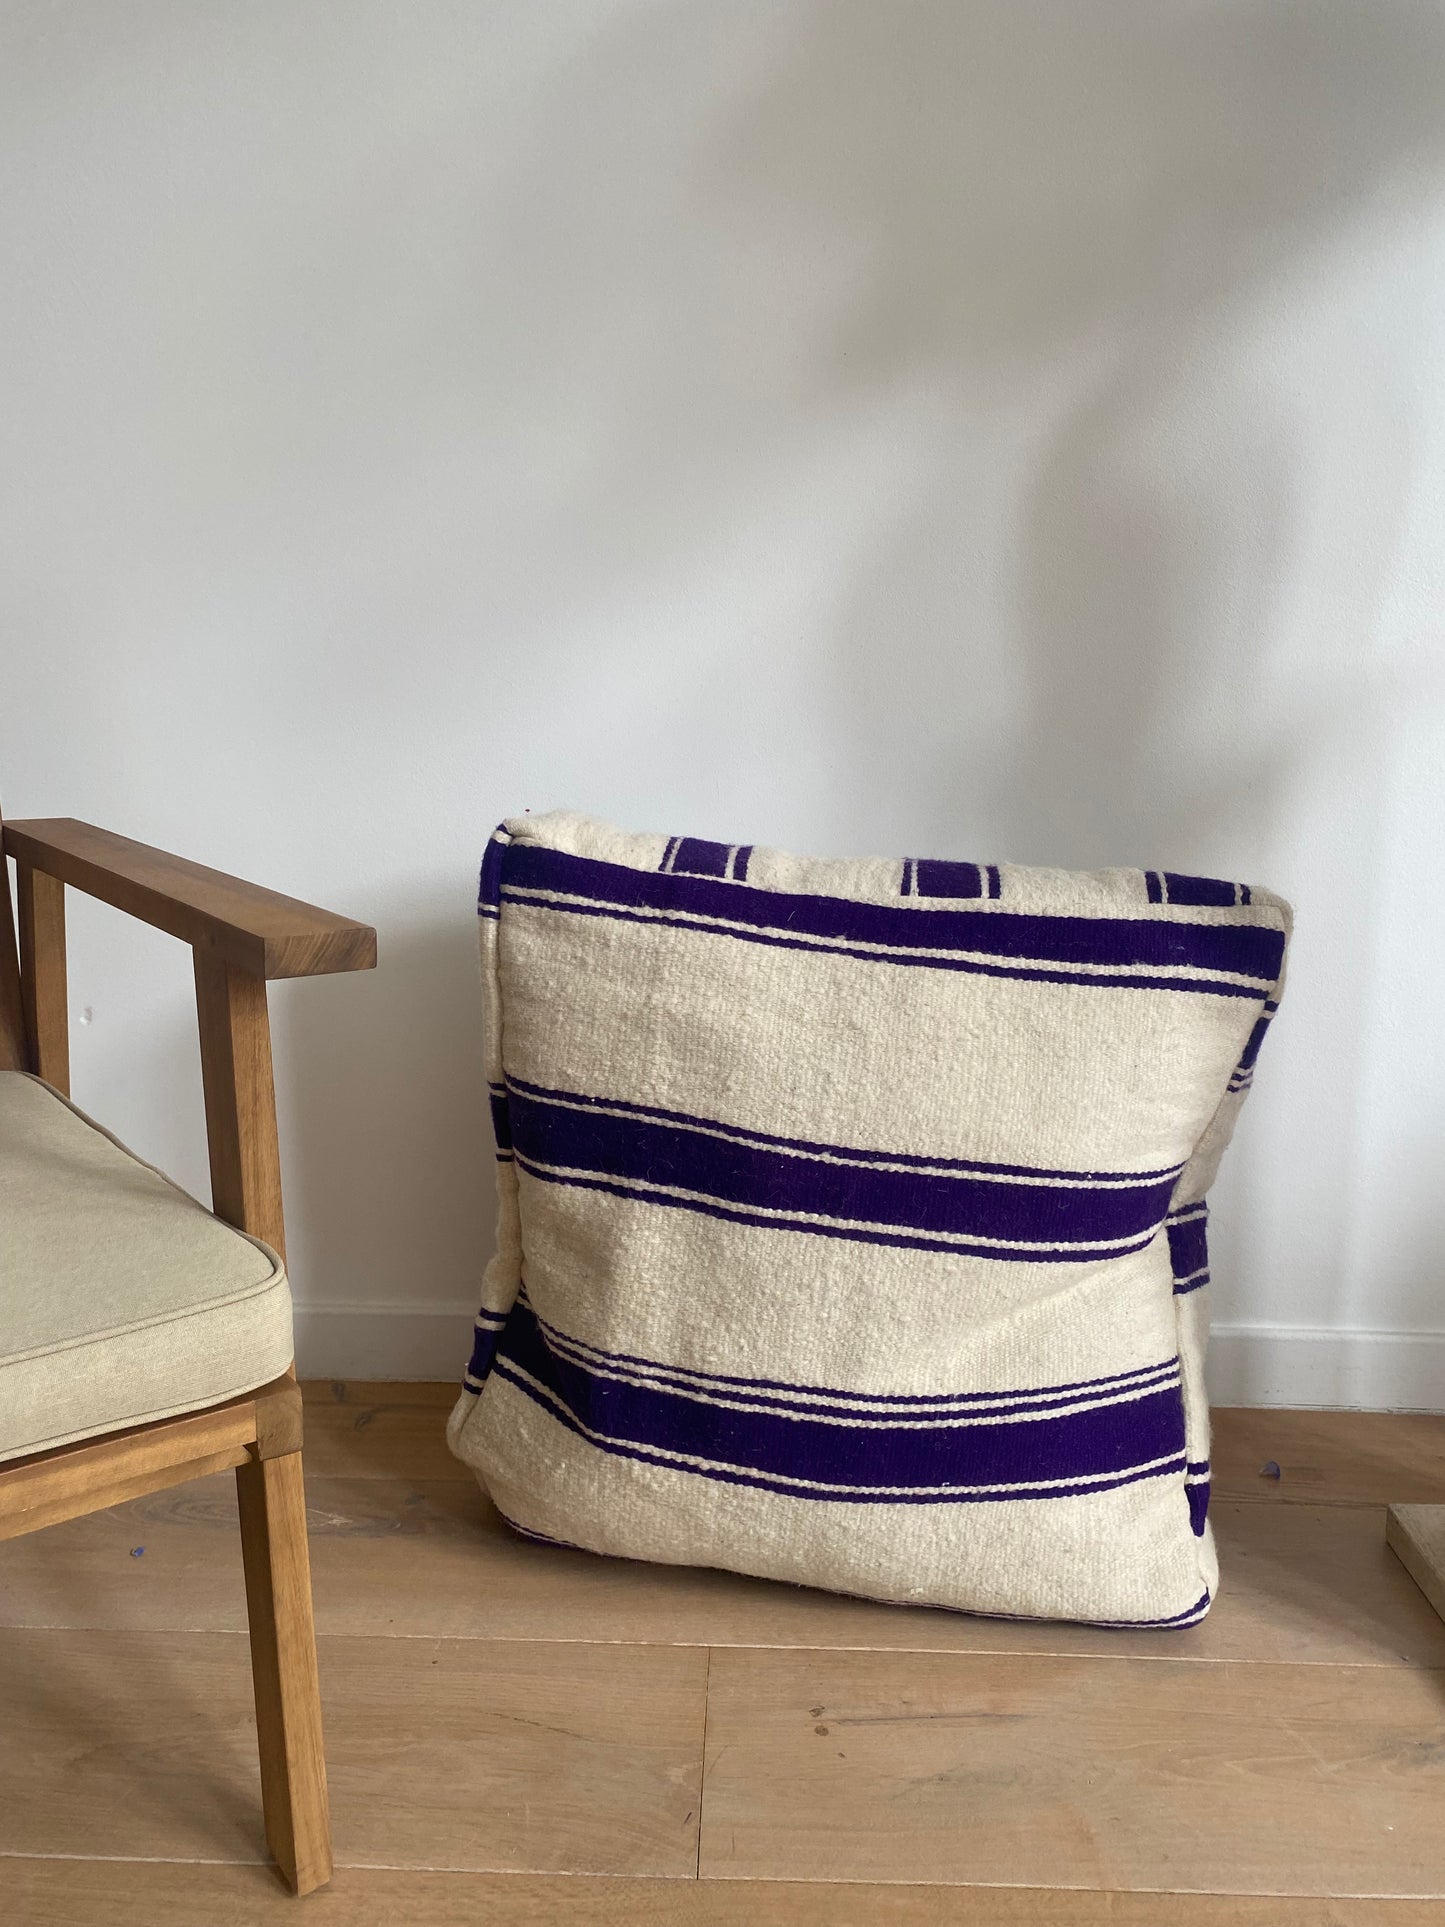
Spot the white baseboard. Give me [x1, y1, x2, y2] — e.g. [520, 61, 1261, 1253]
[292, 1301, 477, 1384]
[1207, 1323, 1445, 1412]
[292, 1302, 1445, 1413]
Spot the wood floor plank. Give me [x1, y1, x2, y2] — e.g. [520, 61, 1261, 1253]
[1211, 1409, 1445, 1508]
[0, 1630, 706, 1877]
[301, 1380, 463, 1481]
[3, 1861, 1439, 1927]
[698, 1647, 1445, 1895]
[5, 1475, 1443, 1670]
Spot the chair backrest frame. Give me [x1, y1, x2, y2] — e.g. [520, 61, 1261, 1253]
[0, 807, 29, 1072]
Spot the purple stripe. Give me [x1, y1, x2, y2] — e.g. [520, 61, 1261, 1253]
[1095, 1589, 1210, 1628]
[514, 1155, 1158, 1262]
[506, 1084, 1179, 1252]
[503, 1075, 1185, 1186]
[528, 1304, 1181, 1424]
[1188, 1479, 1211, 1535]
[1161, 871, 1238, 908]
[466, 1322, 504, 1385]
[1235, 1006, 1276, 1074]
[915, 859, 985, 899]
[732, 844, 753, 881]
[1146, 871, 1164, 904]
[987, 864, 1002, 900]
[659, 835, 680, 873]
[478, 826, 509, 912]
[488, 1091, 512, 1152]
[521, 1296, 1180, 1410]
[1167, 1211, 1209, 1285]
[502, 844, 1283, 985]
[491, 1299, 1187, 1502]
[503, 891, 1274, 1000]
[673, 836, 731, 878]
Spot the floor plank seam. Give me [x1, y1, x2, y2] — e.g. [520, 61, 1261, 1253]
[4, 1623, 1437, 1673]
[695, 1645, 712, 1881]
[0, 1849, 269, 1868]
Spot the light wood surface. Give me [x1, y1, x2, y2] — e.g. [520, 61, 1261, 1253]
[235, 1451, 333, 1895]
[0, 1444, 251, 1539]
[7, 1474, 1445, 1671]
[699, 1646, 1445, 1893]
[0, 815, 373, 1902]
[1387, 1504, 1445, 1624]
[4, 1861, 1441, 1927]
[302, 1378, 467, 1480]
[3, 817, 377, 979]
[4, 1392, 1444, 1915]
[0, 1628, 708, 1878]
[0, 1379, 292, 1541]
[1212, 1407, 1445, 1508]
[194, 948, 287, 1256]
[15, 861, 68, 1093]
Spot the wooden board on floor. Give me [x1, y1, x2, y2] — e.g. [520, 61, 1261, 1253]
[1387, 1505, 1445, 1624]
[0, 1629, 707, 1877]
[4, 1860, 1442, 1927]
[698, 1647, 1445, 1896]
[5, 1473, 1445, 1670]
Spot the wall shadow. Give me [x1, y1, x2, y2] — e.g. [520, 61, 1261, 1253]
[272, 903, 494, 1370]
[685, 0, 1445, 1337]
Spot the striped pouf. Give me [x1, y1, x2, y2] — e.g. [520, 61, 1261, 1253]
[448, 813, 1289, 1627]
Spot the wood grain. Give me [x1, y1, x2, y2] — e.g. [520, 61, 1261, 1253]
[15, 861, 68, 1093]
[0, 1444, 249, 1539]
[0, 1384, 285, 1541]
[4, 1861, 1440, 1927]
[1387, 1505, 1445, 1625]
[6, 1477, 1444, 1670]
[3, 817, 376, 980]
[193, 950, 286, 1256]
[699, 1646, 1445, 1894]
[0, 1629, 708, 1878]
[301, 1379, 463, 1481]
[1212, 1408, 1445, 1508]
[235, 1451, 332, 1894]
[10, 1400, 1445, 1917]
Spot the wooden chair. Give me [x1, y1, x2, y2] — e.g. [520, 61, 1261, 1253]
[0, 813, 376, 1895]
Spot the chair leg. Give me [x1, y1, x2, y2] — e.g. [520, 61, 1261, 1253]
[235, 1449, 333, 1894]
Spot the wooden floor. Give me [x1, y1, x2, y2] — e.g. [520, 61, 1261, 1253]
[3, 1388, 1445, 1924]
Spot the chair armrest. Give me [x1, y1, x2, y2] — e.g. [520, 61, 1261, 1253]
[3, 818, 376, 980]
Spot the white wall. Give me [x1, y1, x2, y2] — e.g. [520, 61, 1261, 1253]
[3, 2, 1444, 1405]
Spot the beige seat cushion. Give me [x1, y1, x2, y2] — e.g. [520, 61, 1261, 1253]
[0, 1072, 293, 1464]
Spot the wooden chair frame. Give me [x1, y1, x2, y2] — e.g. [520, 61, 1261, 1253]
[0, 814, 377, 1895]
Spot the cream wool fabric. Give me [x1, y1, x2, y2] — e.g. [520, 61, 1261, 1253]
[0, 1072, 294, 1463]
[449, 813, 1290, 1626]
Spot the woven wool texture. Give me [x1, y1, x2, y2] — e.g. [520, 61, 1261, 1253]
[448, 812, 1290, 1627]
